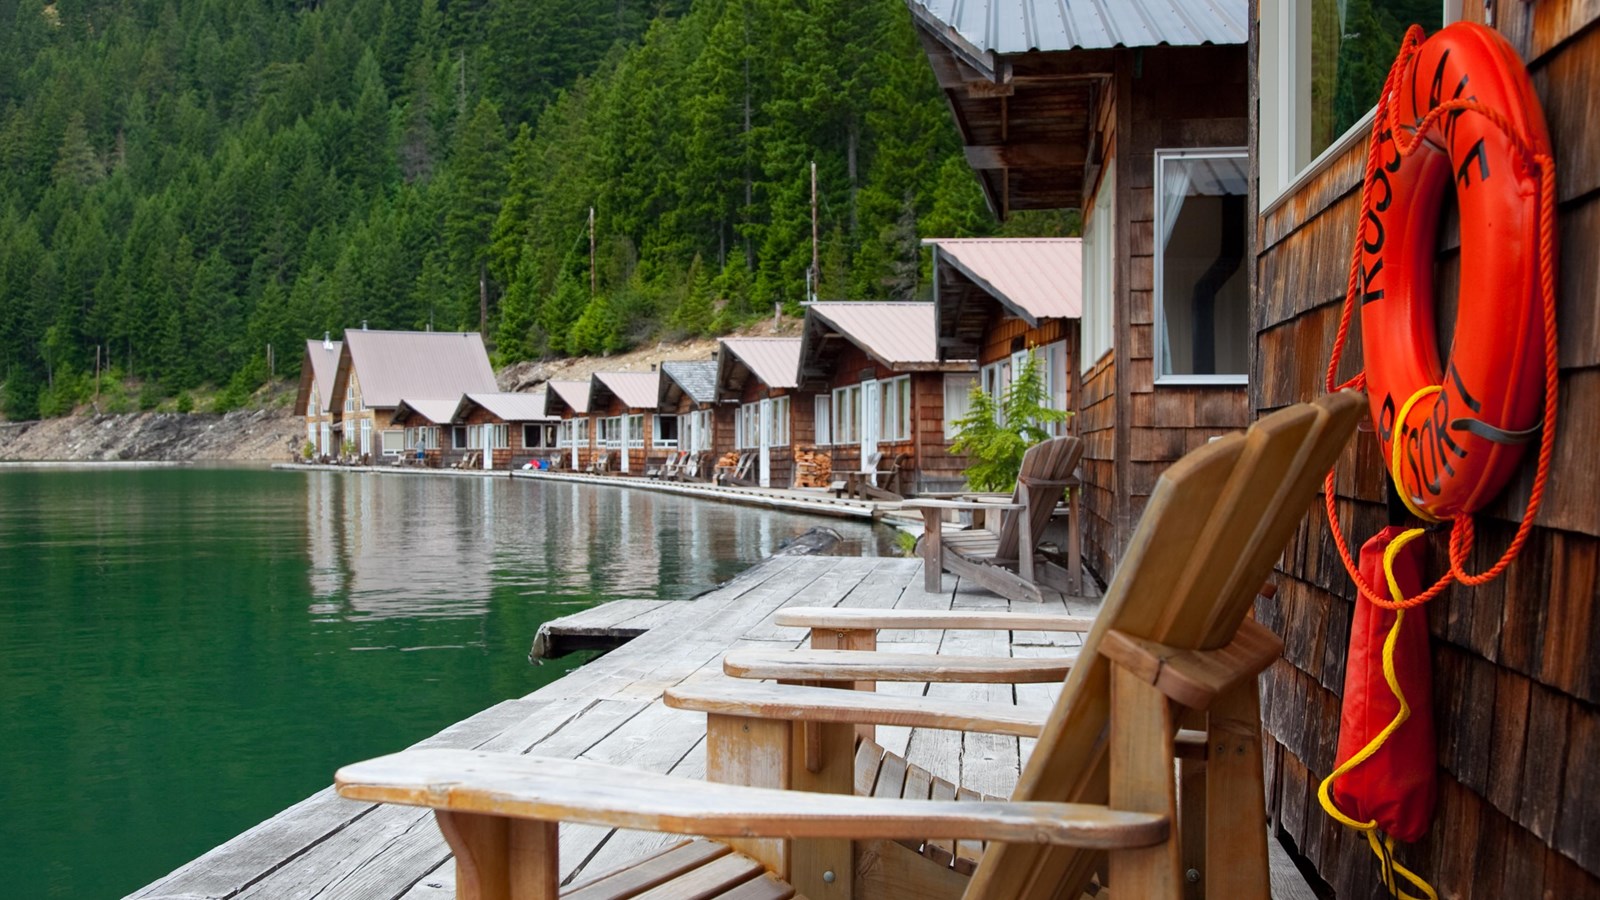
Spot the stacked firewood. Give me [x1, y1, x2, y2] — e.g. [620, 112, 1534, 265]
[794, 448, 833, 488]
[715, 451, 741, 469]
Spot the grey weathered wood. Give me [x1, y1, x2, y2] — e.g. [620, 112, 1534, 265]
[530, 599, 677, 660]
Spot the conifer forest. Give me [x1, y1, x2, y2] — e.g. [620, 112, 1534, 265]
[0, 0, 1075, 419]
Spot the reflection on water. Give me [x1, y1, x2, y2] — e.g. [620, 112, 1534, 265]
[0, 467, 888, 900]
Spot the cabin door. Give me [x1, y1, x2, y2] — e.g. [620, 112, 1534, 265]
[620, 417, 631, 473]
[320, 422, 331, 457]
[482, 426, 494, 470]
[860, 379, 880, 472]
[758, 398, 772, 488]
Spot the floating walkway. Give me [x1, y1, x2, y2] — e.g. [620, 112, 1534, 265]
[273, 462, 903, 521]
[529, 598, 677, 660]
[128, 555, 1095, 899]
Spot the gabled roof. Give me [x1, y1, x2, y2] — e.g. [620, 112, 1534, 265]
[455, 391, 554, 423]
[717, 338, 802, 396]
[927, 237, 1082, 318]
[660, 360, 719, 406]
[926, 238, 1083, 361]
[907, 0, 1246, 63]
[589, 371, 661, 411]
[337, 330, 496, 409]
[391, 397, 459, 426]
[296, 337, 344, 414]
[804, 302, 942, 367]
[544, 380, 591, 416]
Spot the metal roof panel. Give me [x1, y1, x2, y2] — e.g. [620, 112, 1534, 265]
[591, 372, 662, 411]
[805, 303, 941, 367]
[925, 238, 1083, 321]
[545, 380, 591, 415]
[342, 330, 496, 409]
[910, 0, 1246, 55]
[304, 338, 343, 413]
[461, 392, 555, 422]
[720, 338, 803, 390]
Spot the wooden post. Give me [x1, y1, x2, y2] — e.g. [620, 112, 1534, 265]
[811, 160, 819, 302]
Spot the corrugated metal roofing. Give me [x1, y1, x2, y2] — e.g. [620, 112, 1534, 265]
[343, 330, 496, 408]
[925, 237, 1083, 322]
[806, 303, 940, 366]
[459, 391, 554, 422]
[720, 338, 802, 390]
[545, 380, 591, 415]
[660, 360, 719, 405]
[304, 338, 343, 413]
[908, 0, 1246, 56]
[393, 397, 459, 426]
[591, 372, 661, 410]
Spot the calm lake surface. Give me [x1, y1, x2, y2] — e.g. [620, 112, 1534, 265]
[0, 467, 890, 899]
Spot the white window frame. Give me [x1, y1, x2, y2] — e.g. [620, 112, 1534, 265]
[831, 384, 860, 445]
[359, 418, 372, 455]
[1081, 165, 1115, 374]
[307, 385, 319, 416]
[1152, 147, 1250, 387]
[1259, 0, 1455, 211]
[943, 373, 977, 439]
[487, 424, 509, 449]
[768, 396, 790, 446]
[737, 402, 761, 450]
[626, 414, 645, 449]
[344, 379, 360, 413]
[813, 395, 832, 446]
[452, 425, 468, 450]
[878, 375, 911, 442]
[380, 429, 406, 455]
[652, 414, 679, 448]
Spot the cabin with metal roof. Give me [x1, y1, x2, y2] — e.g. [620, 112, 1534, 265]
[911, 0, 1251, 582]
[715, 338, 809, 488]
[452, 392, 559, 470]
[389, 397, 460, 467]
[586, 371, 663, 475]
[1248, 2, 1600, 895]
[543, 380, 593, 471]
[326, 329, 497, 463]
[659, 360, 727, 478]
[798, 301, 977, 493]
[294, 335, 343, 460]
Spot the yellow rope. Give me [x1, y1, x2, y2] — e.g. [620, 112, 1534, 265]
[1316, 527, 1439, 900]
[1390, 386, 1445, 523]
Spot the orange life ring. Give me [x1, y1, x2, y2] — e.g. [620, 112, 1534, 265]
[1359, 22, 1553, 520]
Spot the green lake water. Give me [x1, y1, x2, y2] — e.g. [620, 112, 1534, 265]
[0, 467, 890, 899]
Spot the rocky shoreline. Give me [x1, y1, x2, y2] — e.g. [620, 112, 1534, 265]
[0, 408, 301, 463]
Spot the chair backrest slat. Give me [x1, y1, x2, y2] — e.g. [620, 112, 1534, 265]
[994, 436, 1085, 563]
[965, 392, 1364, 900]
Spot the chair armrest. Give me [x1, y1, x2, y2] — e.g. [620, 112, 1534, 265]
[337, 749, 1166, 848]
[901, 499, 1024, 512]
[665, 681, 1047, 737]
[774, 607, 1095, 632]
[724, 648, 1074, 684]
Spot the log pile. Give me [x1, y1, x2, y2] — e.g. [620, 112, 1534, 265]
[794, 448, 832, 488]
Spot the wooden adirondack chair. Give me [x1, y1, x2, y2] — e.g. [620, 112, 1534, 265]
[837, 452, 911, 501]
[902, 435, 1084, 603]
[334, 392, 1364, 900]
[719, 451, 758, 486]
[588, 451, 611, 474]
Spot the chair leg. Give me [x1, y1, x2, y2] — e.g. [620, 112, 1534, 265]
[1108, 666, 1182, 899]
[436, 811, 558, 900]
[1204, 679, 1271, 900]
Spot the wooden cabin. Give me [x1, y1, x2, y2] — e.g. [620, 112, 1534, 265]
[715, 338, 809, 488]
[1249, 1, 1600, 895]
[797, 301, 976, 493]
[909, 0, 1251, 583]
[389, 398, 457, 467]
[543, 380, 593, 471]
[587, 372, 662, 475]
[452, 391, 559, 470]
[659, 359, 727, 476]
[327, 329, 497, 462]
[294, 335, 342, 460]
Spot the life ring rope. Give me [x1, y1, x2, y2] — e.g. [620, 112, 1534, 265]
[1323, 24, 1560, 613]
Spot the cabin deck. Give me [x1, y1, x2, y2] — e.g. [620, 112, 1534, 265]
[128, 555, 1096, 899]
[530, 599, 679, 660]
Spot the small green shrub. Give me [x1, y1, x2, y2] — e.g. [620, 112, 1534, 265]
[174, 390, 194, 414]
[137, 382, 164, 411]
[301, 440, 315, 460]
[893, 530, 919, 558]
[949, 351, 1071, 492]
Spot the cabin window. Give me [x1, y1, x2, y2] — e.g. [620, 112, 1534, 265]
[1038, 340, 1070, 433]
[1259, 1, 1449, 207]
[344, 377, 361, 413]
[359, 419, 372, 455]
[599, 416, 624, 449]
[626, 414, 645, 449]
[452, 425, 468, 449]
[878, 375, 911, 442]
[813, 395, 832, 445]
[405, 426, 439, 451]
[944, 373, 977, 438]
[653, 415, 679, 448]
[307, 385, 319, 417]
[524, 423, 556, 448]
[487, 424, 509, 449]
[693, 410, 713, 452]
[736, 403, 760, 449]
[1081, 166, 1115, 374]
[1153, 149, 1250, 385]
[831, 384, 859, 444]
[768, 397, 790, 446]
[380, 430, 406, 455]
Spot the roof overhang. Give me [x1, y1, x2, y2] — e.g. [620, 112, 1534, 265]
[798, 307, 974, 391]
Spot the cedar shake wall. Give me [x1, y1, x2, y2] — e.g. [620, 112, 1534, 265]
[736, 379, 810, 487]
[818, 342, 968, 492]
[1079, 353, 1117, 582]
[1095, 43, 1251, 576]
[1249, 1, 1600, 894]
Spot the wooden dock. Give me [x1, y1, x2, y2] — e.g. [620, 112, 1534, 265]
[129, 555, 1095, 899]
[529, 599, 678, 660]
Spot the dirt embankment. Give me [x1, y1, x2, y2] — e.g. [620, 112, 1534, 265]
[0, 408, 302, 463]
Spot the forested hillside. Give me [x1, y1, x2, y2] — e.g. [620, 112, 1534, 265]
[0, 0, 1068, 420]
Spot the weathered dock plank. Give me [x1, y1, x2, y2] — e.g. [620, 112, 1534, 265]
[529, 599, 678, 661]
